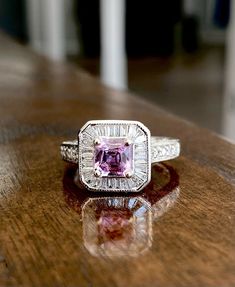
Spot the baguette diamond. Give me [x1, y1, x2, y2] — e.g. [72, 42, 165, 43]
[60, 120, 180, 192]
[78, 120, 151, 192]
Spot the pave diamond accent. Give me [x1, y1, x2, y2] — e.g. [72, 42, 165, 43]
[61, 137, 180, 166]
[60, 140, 78, 164]
[151, 137, 180, 163]
[60, 123, 181, 192]
[78, 120, 151, 192]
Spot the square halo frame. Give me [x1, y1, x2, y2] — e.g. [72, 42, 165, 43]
[78, 120, 151, 192]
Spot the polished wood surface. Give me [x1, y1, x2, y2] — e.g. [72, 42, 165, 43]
[0, 34, 235, 287]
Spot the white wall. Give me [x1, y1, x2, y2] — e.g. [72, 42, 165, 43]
[100, 0, 127, 90]
[223, 0, 235, 141]
[26, 0, 79, 60]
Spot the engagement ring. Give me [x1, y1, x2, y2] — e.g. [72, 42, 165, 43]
[60, 120, 180, 192]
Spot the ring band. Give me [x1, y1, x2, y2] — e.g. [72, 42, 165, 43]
[61, 137, 180, 164]
[60, 120, 180, 192]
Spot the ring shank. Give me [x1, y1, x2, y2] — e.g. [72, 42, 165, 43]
[60, 137, 180, 164]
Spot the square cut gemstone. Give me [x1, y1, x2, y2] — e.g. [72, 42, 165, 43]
[94, 137, 133, 177]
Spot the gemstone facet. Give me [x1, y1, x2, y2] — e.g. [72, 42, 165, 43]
[94, 137, 133, 177]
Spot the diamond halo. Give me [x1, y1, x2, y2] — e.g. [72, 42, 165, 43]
[78, 120, 151, 192]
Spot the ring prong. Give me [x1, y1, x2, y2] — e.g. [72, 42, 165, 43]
[125, 139, 132, 146]
[94, 168, 102, 177]
[94, 138, 101, 146]
[124, 171, 132, 178]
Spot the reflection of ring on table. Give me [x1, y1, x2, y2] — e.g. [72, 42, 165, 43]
[63, 163, 180, 257]
[61, 120, 180, 192]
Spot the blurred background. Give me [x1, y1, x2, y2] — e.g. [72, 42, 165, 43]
[0, 0, 234, 140]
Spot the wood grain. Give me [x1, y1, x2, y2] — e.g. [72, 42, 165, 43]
[0, 33, 235, 287]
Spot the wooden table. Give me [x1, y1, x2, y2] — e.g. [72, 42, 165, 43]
[0, 34, 235, 287]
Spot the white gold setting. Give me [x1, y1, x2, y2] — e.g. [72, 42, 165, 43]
[60, 120, 180, 192]
[78, 120, 151, 192]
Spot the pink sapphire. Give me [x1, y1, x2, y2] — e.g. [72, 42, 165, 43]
[94, 137, 133, 177]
